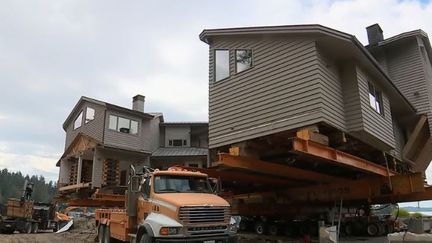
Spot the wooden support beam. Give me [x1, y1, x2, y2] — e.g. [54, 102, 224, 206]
[292, 138, 396, 176]
[403, 115, 428, 159]
[58, 182, 91, 192]
[217, 153, 342, 183]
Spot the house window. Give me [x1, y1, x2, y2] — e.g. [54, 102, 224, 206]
[168, 139, 187, 147]
[368, 82, 384, 115]
[85, 107, 95, 123]
[108, 115, 139, 135]
[215, 50, 229, 81]
[236, 49, 252, 73]
[73, 111, 83, 130]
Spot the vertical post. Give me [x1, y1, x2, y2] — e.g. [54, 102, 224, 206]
[337, 196, 343, 242]
[77, 155, 83, 184]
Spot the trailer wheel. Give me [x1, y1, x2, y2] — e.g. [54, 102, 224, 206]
[268, 224, 278, 236]
[98, 225, 106, 243]
[32, 223, 38, 233]
[254, 221, 266, 235]
[344, 223, 353, 236]
[366, 223, 379, 236]
[25, 222, 32, 234]
[139, 233, 154, 243]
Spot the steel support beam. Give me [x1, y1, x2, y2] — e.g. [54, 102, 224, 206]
[292, 138, 396, 176]
[180, 166, 298, 186]
[231, 173, 425, 205]
[217, 153, 342, 183]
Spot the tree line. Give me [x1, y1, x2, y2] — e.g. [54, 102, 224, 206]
[0, 168, 56, 205]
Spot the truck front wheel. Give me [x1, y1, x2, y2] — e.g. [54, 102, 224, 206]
[139, 233, 153, 243]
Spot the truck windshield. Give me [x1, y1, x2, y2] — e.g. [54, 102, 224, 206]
[154, 175, 212, 193]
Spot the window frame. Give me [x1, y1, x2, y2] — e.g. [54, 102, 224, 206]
[368, 82, 384, 116]
[235, 49, 253, 74]
[107, 114, 139, 135]
[214, 49, 230, 82]
[85, 107, 95, 124]
[73, 111, 83, 130]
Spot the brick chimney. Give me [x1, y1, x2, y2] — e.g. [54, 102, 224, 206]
[366, 24, 384, 46]
[132, 95, 145, 112]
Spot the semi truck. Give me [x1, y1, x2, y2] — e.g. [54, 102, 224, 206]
[0, 180, 57, 234]
[95, 166, 239, 243]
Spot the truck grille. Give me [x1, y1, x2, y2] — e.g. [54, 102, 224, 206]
[179, 206, 230, 225]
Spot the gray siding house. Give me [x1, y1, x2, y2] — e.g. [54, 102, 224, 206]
[57, 95, 209, 196]
[200, 24, 432, 173]
[57, 95, 161, 193]
[151, 122, 209, 169]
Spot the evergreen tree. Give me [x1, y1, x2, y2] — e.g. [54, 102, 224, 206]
[0, 168, 56, 204]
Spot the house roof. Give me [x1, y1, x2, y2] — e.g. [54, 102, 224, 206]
[63, 96, 155, 130]
[160, 122, 208, 126]
[367, 29, 432, 69]
[199, 24, 416, 116]
[152, 147, 208, 157]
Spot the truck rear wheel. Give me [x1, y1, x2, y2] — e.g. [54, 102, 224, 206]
[139, 233, 154, 243]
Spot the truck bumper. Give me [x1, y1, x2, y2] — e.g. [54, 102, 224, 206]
[155, 234, 238, 243]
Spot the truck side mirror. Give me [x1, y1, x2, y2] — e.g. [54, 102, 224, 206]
[130, 175, 140, 193]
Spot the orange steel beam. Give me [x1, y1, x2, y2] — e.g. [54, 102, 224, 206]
[217, 153, 342, 183]
[180, 166, 297, 186]
[292, 138, 396, 177]
[231, 173, 424, 205]
[373, 186, 432, 204]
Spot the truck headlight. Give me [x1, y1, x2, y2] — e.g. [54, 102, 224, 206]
[160, 227, 181, 235]
[228, 216, 240, 234]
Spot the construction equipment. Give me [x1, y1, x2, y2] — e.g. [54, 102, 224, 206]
[0, 180, 57, 234]
[95, 165, 239, 243]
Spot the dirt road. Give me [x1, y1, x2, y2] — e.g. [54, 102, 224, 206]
[0, 232, 96, 243]
[0, 232, 387, 243]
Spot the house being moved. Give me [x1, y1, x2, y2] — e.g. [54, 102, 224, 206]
[56, 95, 208, 198]
[199, 24, 432, 179]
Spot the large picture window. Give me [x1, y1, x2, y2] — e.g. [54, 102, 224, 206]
[368, 82, 384, 115]
[236, 49, 252, 73]
[215, 50, 229, 81]
[108, 115, 139, 135]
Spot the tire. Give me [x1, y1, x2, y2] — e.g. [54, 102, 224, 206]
[268, 224, 278, 236]
[139, 233, 154, 243]
[344, 223, 353, 236]
[103, 225, 111, 243]
[254, 221, 266, 235]
[366, 223, 379, 236]
[98, 225, 106, 243]
[32, 223, 38, 234]
[25, 222, 32, 234]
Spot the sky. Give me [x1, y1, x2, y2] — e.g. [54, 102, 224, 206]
[0, 0, 431, 206]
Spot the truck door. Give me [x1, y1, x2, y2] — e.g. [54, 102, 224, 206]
[137, 178, 152, 223]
